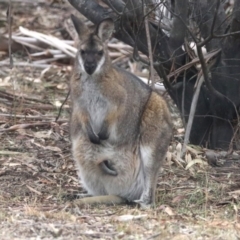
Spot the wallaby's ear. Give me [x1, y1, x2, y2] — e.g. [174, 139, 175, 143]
[71, 14, 89, 40]
[96, 18, 114, 42]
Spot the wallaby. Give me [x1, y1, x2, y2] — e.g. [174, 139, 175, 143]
[70, 15, 172, 207]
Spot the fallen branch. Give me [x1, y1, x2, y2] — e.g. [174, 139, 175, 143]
[0, 113, 65, 121]
[7, 0, 13, 68]
[0, 61, 51, 69]
[19, 26, 77, 58]
[181, 73, 204, 157]
[0, 90, 52, 104]
[0, 121, 67, 132]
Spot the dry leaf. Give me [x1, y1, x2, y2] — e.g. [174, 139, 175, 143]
[185, 159, 208, 170]
[176, 142, 182, 156]
[172, 195, 186, 204]
[228, 190, 240, 195]
[166, 151, 172, 165]
[0, 151, 23, 155]
[185, 153, 192, 163]
[115, 214, 147, 222]
[159, 205, 175, 216]
[186, 146, 202, 156]
[57, 83, 68, 89]
[45, 146, 61, 152]
[209, 220, 231, 228]
[34, 130, 51, 139]
[172, 234, 190, 240]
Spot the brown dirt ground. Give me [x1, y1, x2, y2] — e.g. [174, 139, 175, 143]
[0, 1, 240, 239]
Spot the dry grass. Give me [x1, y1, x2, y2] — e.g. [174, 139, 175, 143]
[0, 1, 240, 239]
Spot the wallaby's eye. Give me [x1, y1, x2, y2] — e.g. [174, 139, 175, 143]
[97, 50, 103, 56]
[80, 49, 85, 55]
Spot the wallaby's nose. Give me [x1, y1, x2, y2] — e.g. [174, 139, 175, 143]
[84, 62, 97, 75]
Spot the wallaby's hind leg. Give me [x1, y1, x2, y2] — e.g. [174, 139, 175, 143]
[136, 92, 172, 208]
[135, 145, 166, 208]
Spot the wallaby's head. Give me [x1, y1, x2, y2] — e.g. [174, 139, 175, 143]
[71, 15, 114, 75]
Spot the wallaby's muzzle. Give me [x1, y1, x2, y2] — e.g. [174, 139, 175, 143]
[84, 61, 97, 75]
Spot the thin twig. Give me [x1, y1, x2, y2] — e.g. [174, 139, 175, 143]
[7, 0, 13, 68]
[0, 121, 67, 132]
[0, 122, 52, 132]
[0, 61, 51, 68]
[0, 0, 46, 2]
[147, 232, 161, 240]
[104, 0, 123, 16]
[55, 89, 70, 122]
[163, 1, 222, 98]
[181, 66, 187, 127]
[0, 90, 52, 104]
[144, 4, 155, 88]
[0, 113, 62, 120]
[181, 73, 204, 157]
[198, 0, 221, 48]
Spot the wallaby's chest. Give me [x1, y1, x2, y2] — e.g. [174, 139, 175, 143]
[80, 80, 109, 132]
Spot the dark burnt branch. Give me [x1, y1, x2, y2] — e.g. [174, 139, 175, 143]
[196, 45, 221, 98]
[194, 0, 240, 48]
[154, 63, 173, 93]
[67, 0, 177, 94]
[191, 0, 227, 51]
[166, 0, 230, 105]
[144, 5, 155, 87]
[67, 0, 134, 51]
[212, 30, 240, 38]
[168, 0, 188, 68]
[67, 0, 165, 59]
[198, 0, 221, 47]
[125, 0, 144, 21]
[170, 1, 230, 99]
[230, 0, 240, 38]
[102, 0, 125, 15]
[222, 0, 240, 53]
[165, 2, 197, 44]
[68, 0, 114, 24]
[132, 45, 173, 93]
[210, 0, 220, 35]
[169, 0, 188, 50]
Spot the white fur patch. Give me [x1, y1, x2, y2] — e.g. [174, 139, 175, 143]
[140, 145, 153, 167]
[108, 123, 117, 142]
[93, 56, 105, 75]
[77, 54, 86, 73]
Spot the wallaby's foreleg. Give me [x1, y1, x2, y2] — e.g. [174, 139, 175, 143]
[98, 120, 109, 140]
[82, 113, 112, 143]
[86, 123, 100, 144]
